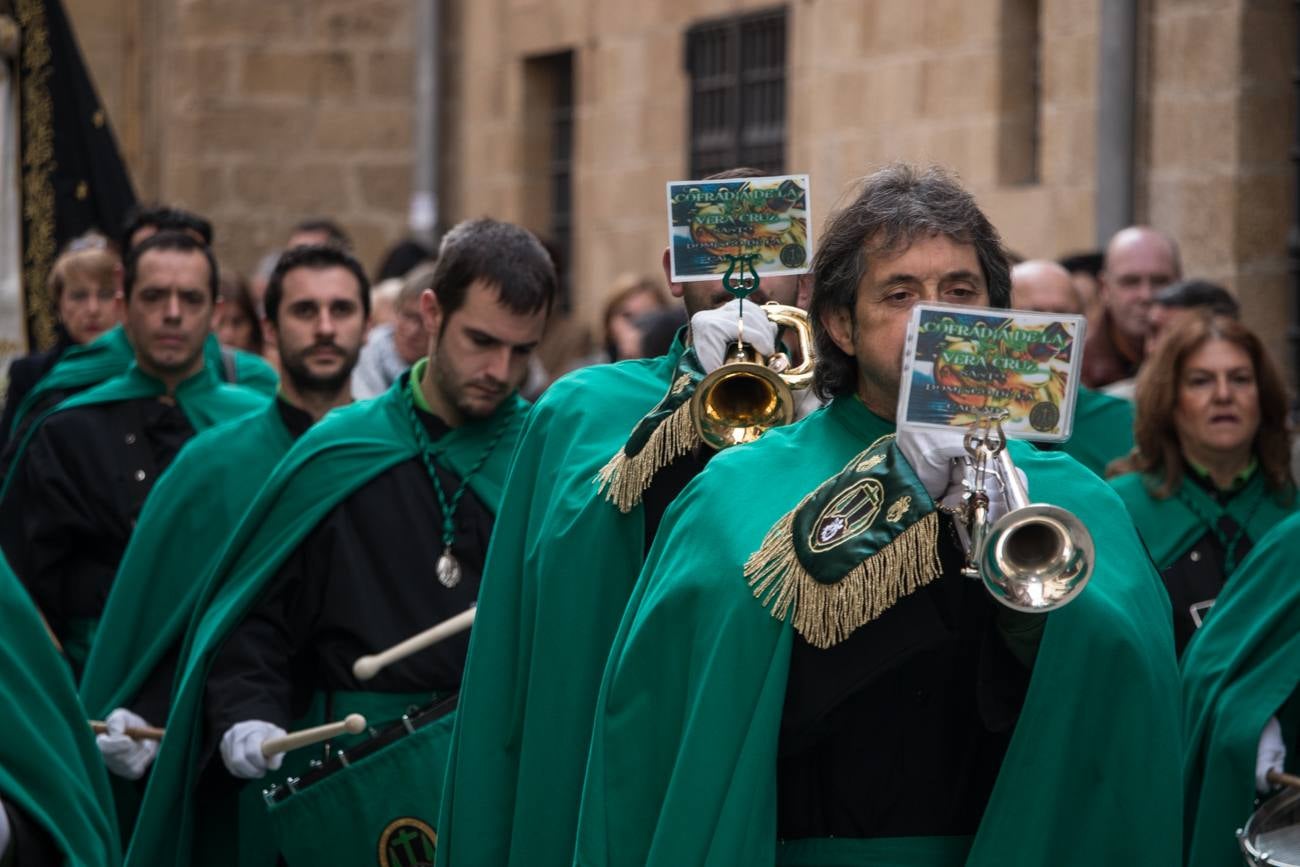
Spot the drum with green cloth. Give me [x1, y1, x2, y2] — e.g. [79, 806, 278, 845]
[264, 692, 457, 867]
[194, 690, 440, 867]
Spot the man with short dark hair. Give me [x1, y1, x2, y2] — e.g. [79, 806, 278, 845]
[82, 244, 371, 787]
[574, 165, 1182, 867]
[0, 231, 269, 674]
[1082, 226, 1182, 389]
[1148, 278, 1239, 346]
[436, 167, 808, 867]
[125, 218, 556, 867]
[5, 207, 275, 452]
[286, 217, 352, 251]
[119, 204, 214, 253]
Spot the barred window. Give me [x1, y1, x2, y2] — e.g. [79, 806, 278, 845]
[686, 9, 787, 177]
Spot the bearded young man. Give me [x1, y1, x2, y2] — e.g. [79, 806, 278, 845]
[436, 168, 810, 867]
[122, 218, 555, 867]
[0, 231, 269, 675]
[80, 245, 371, 795]
[573, 165, 1182, 867]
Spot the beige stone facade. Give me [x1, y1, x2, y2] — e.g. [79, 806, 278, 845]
[68, 0, 1298, 376]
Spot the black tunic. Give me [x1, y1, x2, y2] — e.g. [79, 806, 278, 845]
[776, 514, 1035, 839]
[204, 404, 495, 739]
[0, 800, 61, 866]
[1162, 470, 1257, 656]
[0, 329, 73, 454]
[0, 396, 195, 654]
[128, 397, 315, 725]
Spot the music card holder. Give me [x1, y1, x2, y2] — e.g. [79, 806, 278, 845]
[896, 303, 1087, 443]
[666, 174, 813, 295]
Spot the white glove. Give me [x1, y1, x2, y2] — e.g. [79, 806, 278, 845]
[1257, 716, 1287, 793]
[220, 720, 286, 780]
[896, 425, 1027, 523]
[689, 298, 778, 374]
[96, 707, 160, 780]
[0, 799, 10, 862]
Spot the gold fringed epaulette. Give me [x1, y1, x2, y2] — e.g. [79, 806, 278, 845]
[596, 372, 702, 513]
[742, 434, 942, 649]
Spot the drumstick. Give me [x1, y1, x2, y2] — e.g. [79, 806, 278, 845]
[1267, 769, 1300, 790]
[89, 720, 165, 741]
[352, 607, 476, 682]
[260, 713, 367, 758]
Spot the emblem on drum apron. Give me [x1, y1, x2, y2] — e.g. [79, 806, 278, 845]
[378, 817, 437, 867]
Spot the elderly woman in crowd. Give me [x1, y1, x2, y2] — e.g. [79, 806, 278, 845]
[0, 235, 121, 450]
[1108, 311, 1296, 656]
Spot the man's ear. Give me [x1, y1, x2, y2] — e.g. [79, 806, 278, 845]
[208, 295, 224, 333]
[261, 314, 278, 350]
[796, 274, 813, 310]
[662, 248, 684, 300]
[820, 305, 855, 357]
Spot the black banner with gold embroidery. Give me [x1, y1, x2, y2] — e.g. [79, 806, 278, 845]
[16, 0, 136, 350]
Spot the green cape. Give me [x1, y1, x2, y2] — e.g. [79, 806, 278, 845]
[7, 325, 276, 441]
[1180, 511, 1300, 867]
[1110, 470, 1295, 571]
[124, 377, 525, 867]
[1053, 386, 1133, 477]
[575, 396, 1183, 867]
[436, 340, 686, 867]
[80, 400, 294, 721]
[0, 553, 121, 867]
[1, 360, 272, 509]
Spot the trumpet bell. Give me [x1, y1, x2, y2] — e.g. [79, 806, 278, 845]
[693, 356, 795, 450]
[977, 504, 1094, 612]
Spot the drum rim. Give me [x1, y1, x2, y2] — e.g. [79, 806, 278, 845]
[264, 693, 458, 805]
[1240, 787, 1300, 866]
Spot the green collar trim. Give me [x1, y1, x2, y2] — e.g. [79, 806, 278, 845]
[409, 357, 434, 414]
[1186, 457, 1257, 492]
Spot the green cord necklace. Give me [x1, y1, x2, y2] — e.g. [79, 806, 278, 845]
[404, 374, 513, 588]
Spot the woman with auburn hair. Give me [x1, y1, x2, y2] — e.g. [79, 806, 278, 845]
[1108, 311, 1295, 656]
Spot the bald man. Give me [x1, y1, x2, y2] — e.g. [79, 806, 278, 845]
[1082, 227, 1181, 389]
[1012, 259, 1135, 477]
[1011, 260, 1083, 314]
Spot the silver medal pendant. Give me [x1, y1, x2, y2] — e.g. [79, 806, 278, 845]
[436, 550, 462, 588]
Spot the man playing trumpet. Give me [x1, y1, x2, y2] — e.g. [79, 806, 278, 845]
[124, 219, 555, 867]
[437, 169, 812, 867]
[573, 164, 1183, 867]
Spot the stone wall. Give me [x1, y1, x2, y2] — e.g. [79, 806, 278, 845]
[65, 0, 1298, 376]
[67, 0, 417, 278]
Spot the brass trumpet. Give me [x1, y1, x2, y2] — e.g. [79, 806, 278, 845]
[960, 416, 1094, 612]
[691, 303, 816, 450]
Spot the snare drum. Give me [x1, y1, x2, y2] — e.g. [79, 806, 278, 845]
[265, 694, 458, 867]
[1240, 786, 1300, 866]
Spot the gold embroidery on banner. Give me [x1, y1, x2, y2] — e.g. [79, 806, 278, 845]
[886, 495, 911, 523]
[17, 0, 57, 349]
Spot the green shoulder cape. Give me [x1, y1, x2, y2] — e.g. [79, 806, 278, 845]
[436, 340, 687, 867]
[1181, 511, 1300, 867]
[1110, 470, 1295, 571]
[1054, 386, 1133, 477]
[0, 362, 271, 508]
[124, 377, 525, 867]
[79, 400, 294, 721]
[575, 396, 1182, 867]
[7, 325, 276, 441]
[0, 553, 121, 867]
